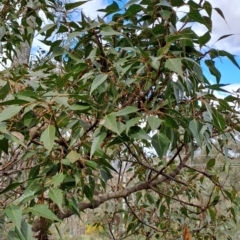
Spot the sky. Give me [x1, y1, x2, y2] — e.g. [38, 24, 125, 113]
[31, 0, 240, 93]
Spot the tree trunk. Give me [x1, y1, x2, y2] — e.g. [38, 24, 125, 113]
[12, 41, 31, 65]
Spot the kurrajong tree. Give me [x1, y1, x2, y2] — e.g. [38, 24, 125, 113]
[1, 0, 240, 239]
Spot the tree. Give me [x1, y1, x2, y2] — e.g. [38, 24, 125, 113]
[0, 0, 240, 239]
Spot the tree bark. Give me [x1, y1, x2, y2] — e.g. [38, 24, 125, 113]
[12, 41, 31, 65]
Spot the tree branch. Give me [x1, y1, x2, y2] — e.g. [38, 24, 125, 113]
[32, 157, 187, 232]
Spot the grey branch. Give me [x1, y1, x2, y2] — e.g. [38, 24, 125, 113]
[32, 156, 188, 232]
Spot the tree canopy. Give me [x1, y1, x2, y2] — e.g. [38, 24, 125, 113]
[1, 0, 240, 239]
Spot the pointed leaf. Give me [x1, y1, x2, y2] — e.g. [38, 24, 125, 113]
[20, 221, 34, 240]
[129, 126, 151, 140]
[4, 205, 22, 231]
[126, 117, 141, 134]
[66, 150, 81, 163]
[189, 119, 202, 146]
[90, 74, 108, 94]
[85, 160, 98, 169]
[100, 26, 121, 36]
[53, 173, 65, 187]
[25, 205, 61, 222]
[212, 108, 226, 131]
[103, 114, 125, 135]
[215, 34, 234, 43]
[214, 7, 226, 21]
[65, 1, 88, 11]
[40, 125, 56, 151]
[112, 106, 139, 116]
[0, 106, 22, 122]
[165, 58, 184, 79]
[91, 132, 106, 157]
[83, 185, 93, 202]
[219, 50, 240, 69]
[147, 116, 162, 131]
[198, 31, 211, 47]
[152, 133, 170, 159]
[206, 158, 215, 169]
[49, 188, 63, 211]
[0, 81, 10, 100]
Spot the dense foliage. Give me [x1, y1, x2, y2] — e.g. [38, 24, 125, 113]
[1, 0, 240, 239]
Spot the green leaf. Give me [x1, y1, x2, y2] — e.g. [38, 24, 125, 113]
[66, 150, 81, 163]
[203, 1, 212, 17]
[125, 117, 141, 134]
[20, 221, 34, 240]
[56, 112, 69, 127]
[25, 205, 62, 222]
[91, 132, 107, 158]
[164, 115, 179, 129]
[205, 59, 221, 83]
[214, 7, 226, 21]
[160, 204, 166, 217]
[171, 0, 184, 7]
[4, 205, 22, 231]
[198, 31, 211, 47]
[215, 34, 234, 43]
[90, 74, 108, 94]
[100, 26, 121, 36]
[151, 132, 170, 159]
[112, 106, 139, 117]
[40, 125, 56, 151]
[218, 99, 233, 112]
[189, 119, 202, 147]
[147, 116, 162, 131]
[65, 1, 88, 11]
[83, 185, 93, 202]
[206, 158, 215, 169]
[165, 58, 184, 79]
[14, 189, 36, 205]
[0, 106, 22, 122]
[218, 50, 240, 69]
[188, 10, 204, 24]
[38, 23, 56, 35]
[85, 160, 98, 169]
[129, 126, 151, 140]
[103, 114, 125, 135]
[0, 182, 21, 194]
[98, 1, 119, 17]
[212, 108, 226, 131]
[49, 188, 63, 211]
[124, 0, 140, 8]
[0, 137, 8, 154]
[0, 81, 10, 100]
[53, 173, 65, 187]
[208, 207, 216, 222]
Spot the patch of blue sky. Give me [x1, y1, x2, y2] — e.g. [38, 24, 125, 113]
[202, 57, 240, 85]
